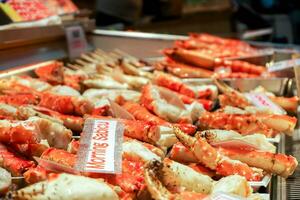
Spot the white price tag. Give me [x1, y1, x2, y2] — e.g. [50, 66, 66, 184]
[268, 58, 300, 72]
[75, 119, 123, 174]
[245, 92, 286, 115]
[65, 25, 88, 59]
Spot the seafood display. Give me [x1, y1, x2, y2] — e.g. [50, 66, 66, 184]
[155, 33, 275, 79]
[0, 47, 298, 200]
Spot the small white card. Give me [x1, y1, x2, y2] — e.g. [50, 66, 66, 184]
[268, 58, 300, 72]
[65, 25, 88, 59]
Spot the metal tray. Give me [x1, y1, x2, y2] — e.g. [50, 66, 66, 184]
[183, 77, 293, 96]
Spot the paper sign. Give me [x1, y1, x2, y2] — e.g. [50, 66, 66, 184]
[268, 58, 300, 72]
[65, 25, 88, 59]
[245, 92, 286, 115]
[75, 119, 123, 174]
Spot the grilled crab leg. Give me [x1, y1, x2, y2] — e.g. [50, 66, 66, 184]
[198, 111, 297, 137]
[173, 127, 263, 181]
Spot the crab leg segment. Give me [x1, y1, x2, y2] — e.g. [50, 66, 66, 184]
[0, 143, 35, 176]
[122, 102, 196, 135]
[217, 147, 298, 178]
[198, 111, 297, 137]
[0, 119, 41, 144]
[152, 71, 197, 98]
[173, 127, 263, 181]
[88, 115, 161, 144]
[141, 84, 192, 123]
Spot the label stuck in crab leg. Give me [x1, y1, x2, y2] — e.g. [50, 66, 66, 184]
[75, 119, 123, 174]
[245, 92, 286, 115]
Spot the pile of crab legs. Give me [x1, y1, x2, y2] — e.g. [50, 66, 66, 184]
[155, 33, 275, 79]
[0, 48, 298, 200]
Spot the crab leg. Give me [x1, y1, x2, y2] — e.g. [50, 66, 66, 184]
[23, 165, 48, 184]
[0, 117, 71, 149]
[88, 115, 161, 144]
[217, 147, 298, 178]
[144, 160, 254, 200]
[198, 111, 297, 137]
[0, 143, 35, 176]
[169, 142, 198, 163]
[122, 102, 196, 135]
[12, 173, 119, 200]
[201, 130, 276, 152]
[0, 90, 93, 116]
[83, 88, 141, 103]
[152, 71, 197, 98]
[164, 48, 215, 69]
[34, 61, 64, 85]
[164, 59, 213, 78]
[0, 119, 41, 144]
[173, 126, 263, 181]
[213, 79, 251, 109]
[269, 96, 299, 113]
[141, 84, 192, 123]
[22, 106, 84, 132]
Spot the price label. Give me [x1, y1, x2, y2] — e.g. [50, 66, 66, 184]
[245, 92, 286, 115]
[268, 58, 300, 72]
[75, 119, 123, 174]
[65, 25, 87, 59]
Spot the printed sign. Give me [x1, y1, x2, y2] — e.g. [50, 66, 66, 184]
[268, 58, 300, 72]
[75, 119, 123, 173]
[245, 92, 286, 115]
[65, 25, 87, 59]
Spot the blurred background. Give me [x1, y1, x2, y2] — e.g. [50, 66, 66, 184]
[73, 0, 300, 44]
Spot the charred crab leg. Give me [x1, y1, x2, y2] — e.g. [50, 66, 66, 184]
[173, 126, 263, 181]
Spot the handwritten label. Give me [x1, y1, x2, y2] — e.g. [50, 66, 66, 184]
[65, 25, 87, 59]
[75, 119, 123, 173]
[268, 58, 300, 72]
[245, 92, 286, 115]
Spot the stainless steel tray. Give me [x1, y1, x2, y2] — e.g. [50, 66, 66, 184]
[183, 77, 293, 96]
